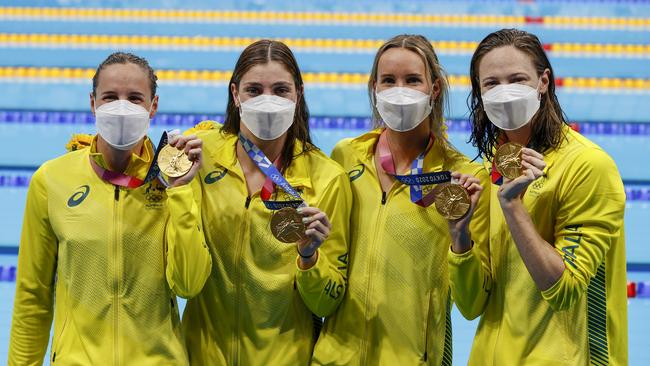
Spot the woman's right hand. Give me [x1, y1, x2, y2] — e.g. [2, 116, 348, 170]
[447, 171, 483, 253]
[167, 133, 203, 188]
[497, 148, 546, 207]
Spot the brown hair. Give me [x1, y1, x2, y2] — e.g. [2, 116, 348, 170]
[222, 39, 313, 171]
[468, 28, 568, 160]
[368, 34, 450, 145]
[92, 52, 157, 99]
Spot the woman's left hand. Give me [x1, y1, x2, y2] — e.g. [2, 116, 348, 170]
[498, 147, 546, 205]
[447, 171, 483, 233]
[296, 206, 331, 261]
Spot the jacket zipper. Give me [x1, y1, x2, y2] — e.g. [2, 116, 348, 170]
[359, 191, 389, 364]
[113, 185, 121, 366]
[232, 195, 251, 365]
[492, 198, 507, 366]
[244, 195, 251, 209]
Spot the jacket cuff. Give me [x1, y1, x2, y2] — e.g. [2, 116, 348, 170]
[448, 243, 477, 265]
[295, 249, 322, 274]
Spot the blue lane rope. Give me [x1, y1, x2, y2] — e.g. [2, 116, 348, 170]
[0, 265, 17, 282]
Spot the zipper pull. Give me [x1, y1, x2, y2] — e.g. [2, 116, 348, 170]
[114, 185, 120, 201]
[381, 191, 387, 205]
[244, 196, 251, 209]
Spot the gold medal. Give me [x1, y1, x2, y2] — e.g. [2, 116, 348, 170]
[433, 182, 471, 220]
[270, 207, 307, 243]
[157, 144, 192, 178]
[495, 142, 524, 180]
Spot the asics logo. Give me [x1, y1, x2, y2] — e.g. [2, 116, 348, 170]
[204, 169, 228, 184]
[67, 185, 90, 207]
[348, 164, 365, 182]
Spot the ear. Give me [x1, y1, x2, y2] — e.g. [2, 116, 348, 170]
[431, 78, 441, 101]
[90, 92, 96, 116]
[539, 68, 551, 96]
[297, 84, 304, 103]
[149, 95, 159, 119]
[230, 83, 240, 108]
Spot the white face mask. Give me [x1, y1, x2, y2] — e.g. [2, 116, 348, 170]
[375, 87, 432, 132]
[95, 99, 151, 150]
[481, 82, 541, 131]
[239, 94, 296, 141]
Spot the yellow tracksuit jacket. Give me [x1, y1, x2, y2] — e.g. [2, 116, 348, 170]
[180, 122, 352, 366]
[448, 125, 627, 365]
[311, 128, 490, 365]
[9, 136, 212, 366]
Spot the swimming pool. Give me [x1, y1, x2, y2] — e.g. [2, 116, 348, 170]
[1, 0, 648, 364]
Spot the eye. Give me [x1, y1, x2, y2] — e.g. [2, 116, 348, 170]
[406, 76, 422, 84]
[129, 96, 144, 104]
[274, 86, 291, 95]
[482, 80, 498, 88]
[102, 95, 117, 102]
[380, 76, 395, 84]
[509, 75, 529, 84]
[244, 87, 261, 96]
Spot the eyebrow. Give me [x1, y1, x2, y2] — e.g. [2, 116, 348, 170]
[482, 72, 530, 82]
[242, 82, 263, 88]
[99, 91, 146, 98]
[241, 81, 293, 88]
[379, 72, 424, 78]
[272, 81, 292, 87]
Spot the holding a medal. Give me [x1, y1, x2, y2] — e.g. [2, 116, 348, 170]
[9, 52, 211, 365]
[449, 29, 627, 365]
[179, 40, 352, 366]
[311, 35, 490, 365]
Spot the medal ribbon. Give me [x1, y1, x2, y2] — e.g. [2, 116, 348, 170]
[239, 133, 305, 210]
[376, 130, 451, 207]
[89, 132, 168, 188]
[490, 160, 504, 186]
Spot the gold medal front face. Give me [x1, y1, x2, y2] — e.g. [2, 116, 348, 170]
[158, 145, 192, 178]
[270, 207, 306, 243]
[433, 183, 470, 220]
[495, 142, 524, 180]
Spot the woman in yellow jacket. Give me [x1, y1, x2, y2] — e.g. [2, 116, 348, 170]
[311, 35, 489, 365]
[448, 29, 627, 365]
[180, 40, 352, 365]
[9, 52, 212, 365]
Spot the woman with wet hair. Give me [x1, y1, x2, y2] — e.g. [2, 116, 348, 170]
[449, 28, 627, 365]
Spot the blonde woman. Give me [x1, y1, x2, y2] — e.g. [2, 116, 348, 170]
[311, 34, 489, 365]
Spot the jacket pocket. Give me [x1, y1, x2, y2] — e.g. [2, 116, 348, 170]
[51, 308, 69, 362]
[420, 291, 433, 363]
